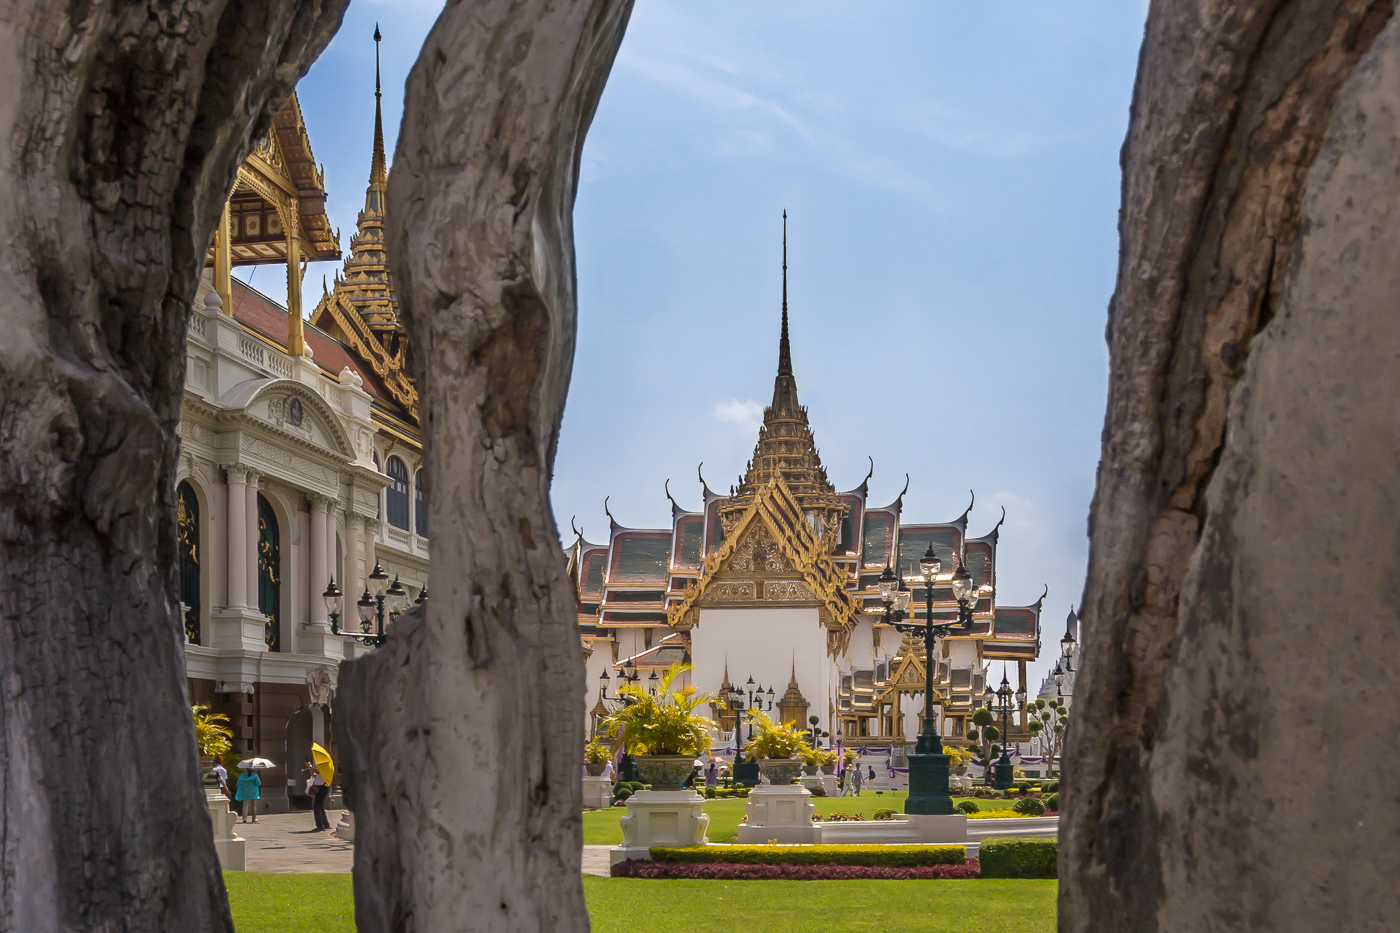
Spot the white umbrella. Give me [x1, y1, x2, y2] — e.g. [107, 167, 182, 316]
[237, 758, 275, 770]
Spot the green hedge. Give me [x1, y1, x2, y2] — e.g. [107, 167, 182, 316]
[978, 838, 1057, 878]
[651, 844, 965, 867]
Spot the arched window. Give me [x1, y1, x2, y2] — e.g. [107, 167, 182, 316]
[415, 469, 428, 537]
[385, 456, 409, 530]
[176, 481, 200, 644]
[257, 494, 281, 651]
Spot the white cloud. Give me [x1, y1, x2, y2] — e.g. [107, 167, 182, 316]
[714, 398, 764, 433]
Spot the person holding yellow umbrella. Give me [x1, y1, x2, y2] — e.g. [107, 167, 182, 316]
[304, 743, 334, 831]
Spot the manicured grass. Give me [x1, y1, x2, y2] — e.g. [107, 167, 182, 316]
[225, 872, 354, 932]
[583, 791, 1019, 845]
[225, 872, 1056, 933]
[587, 877, 1056, 932]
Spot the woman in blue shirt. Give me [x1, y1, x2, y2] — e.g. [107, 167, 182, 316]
[235, 768, 262, 823]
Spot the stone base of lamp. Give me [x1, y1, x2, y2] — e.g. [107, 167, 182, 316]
[609, 790, 709, 865]
[905, 730, 956, 815]
[905, 813, 969, 844]
[333, 810, 354, 842]
[207, 790, 245, 871]
[736, 785, 821, 844]
[582, 775, 614, 809]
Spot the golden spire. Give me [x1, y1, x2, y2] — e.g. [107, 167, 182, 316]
[718, 212, 846, 540]
[370, 24, 387, 189]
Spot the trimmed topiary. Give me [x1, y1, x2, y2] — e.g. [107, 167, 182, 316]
[1045, 792, 1059, 812]
[979, 837, 1057, 878]
[955, 799, 980, 814]
[1013, 796, 1046, 816]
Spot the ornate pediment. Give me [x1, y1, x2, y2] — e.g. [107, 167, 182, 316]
[669, 472, 860, 655]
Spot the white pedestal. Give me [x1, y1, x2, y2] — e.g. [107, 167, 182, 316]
[817, 818, 923, 844]
[207, 790, 245, 871]
[582, 775, 614, 809]
[736, 785, 821, 845]
[906, 813, 970, 843]
[799, 774, 824, 795]
[333, 810, 354, 842]
[609, 790, 708, 865]
[297, 624, 345, 660]
[210, 607, 270, 652]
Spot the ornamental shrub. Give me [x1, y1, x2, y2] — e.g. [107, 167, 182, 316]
[1013, 796, 1047, 816]
[613, 860, 980, 880]
[979, 838, 1056, 878]
[1045, 793, 1059, 812]
[704, 786, 716, 799]
[955, 800, 980, 814]
[1045, 781, 1060, 793]
[613, 786, 632, 801]
[651, 844, 965, 867]
[873, 808, 896, 820]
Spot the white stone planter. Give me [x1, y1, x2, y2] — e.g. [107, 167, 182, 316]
[333, 810, 354, 842]
[206, 789, 245, 871]
[582, 775, 614, 810]
[609, 790, 709, 866]
[736, 784, 820, 845]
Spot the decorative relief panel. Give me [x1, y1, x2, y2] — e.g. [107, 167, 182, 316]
[244, 437, 293, 467]
[728, 524, 791, 573]
[763, 580, 816, 602]
[699, 581, 756, 604]
[266, 395, 314, 439]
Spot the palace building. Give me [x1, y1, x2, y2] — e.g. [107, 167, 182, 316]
[574, 224, 1044, 754]
[177, 34, 424, 812]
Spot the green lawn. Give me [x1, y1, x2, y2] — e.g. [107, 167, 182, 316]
[225, 872, 1056, 933]
[583, 791, 1020, 845]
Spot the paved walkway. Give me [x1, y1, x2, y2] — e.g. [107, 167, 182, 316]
[231, 810, 612, 876]
[237, 810, 353, 873]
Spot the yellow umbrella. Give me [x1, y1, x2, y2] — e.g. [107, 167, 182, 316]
[311, 743, 334, 784]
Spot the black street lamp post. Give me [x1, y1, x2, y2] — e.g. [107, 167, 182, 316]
[878, 543, 977, 815]
[988, 666, 1027, 790]
[327, 561, 411, 646]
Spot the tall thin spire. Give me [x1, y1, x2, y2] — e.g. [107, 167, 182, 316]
[779, 209, 791, 376]
[370, 24, 387, 188]
[771, 210, 798, 415]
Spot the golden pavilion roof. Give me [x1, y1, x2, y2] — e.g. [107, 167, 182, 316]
[309, 27, 418, 422]
[719, 213, 847, 544]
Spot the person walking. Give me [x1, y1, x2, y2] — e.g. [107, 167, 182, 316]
[235, 767, 262, 823]
[840, 764, 853, 797]
[305, 759, 330, 831]
[705, 762, 718, 789]
[852, 762, 864, 797]
[211, 760, 230, 800]
[868, 765, 877, 789]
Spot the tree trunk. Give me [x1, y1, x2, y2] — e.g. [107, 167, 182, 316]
[0, 3, 345, 929]
[1064, 1, 1400, 929]
[333, 2, 633, 931]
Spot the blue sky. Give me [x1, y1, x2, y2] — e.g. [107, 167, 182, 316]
[283, 1, 1148, 694]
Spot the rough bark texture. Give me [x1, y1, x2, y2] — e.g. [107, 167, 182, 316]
[0, 3, 345, 930]
[334, 2, 633, 931]
[1064, 1, 1399, 930]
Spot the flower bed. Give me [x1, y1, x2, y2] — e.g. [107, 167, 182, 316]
[964, 809, 1056, 820]
[612, 860, 981, 880]
[651, 844, 964, 867]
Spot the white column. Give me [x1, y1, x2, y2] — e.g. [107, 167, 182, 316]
[343, 514, 362, 600]
[363, 518, 378, 583]
[245, 470, 261, 610]
[309, 494, 329, 626]
[226, 465, 247, 607]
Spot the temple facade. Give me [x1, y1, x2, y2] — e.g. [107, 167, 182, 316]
[575, 223, 1044, 753]
[178, 34, 423, 812]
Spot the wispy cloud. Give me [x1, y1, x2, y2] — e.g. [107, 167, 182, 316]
[714, 398, 764, 433]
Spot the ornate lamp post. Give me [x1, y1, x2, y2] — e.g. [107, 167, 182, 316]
[1060, 614, 1077, 673]
[877, 543, 976, 815]
[989, 667, 1027, 790]
[329, 562, 410, 646]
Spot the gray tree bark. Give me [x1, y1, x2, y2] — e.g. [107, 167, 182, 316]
[334, 2, 633, 931]
[0, 2, 345, 930]
[1064, 1, 1400, 930]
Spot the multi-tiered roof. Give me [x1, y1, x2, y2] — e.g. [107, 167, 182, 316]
[310, 26, 418, 423]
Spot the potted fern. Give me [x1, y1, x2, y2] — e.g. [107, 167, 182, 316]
[743, 709, 810, 785]
[583, 742, 612, 776]
[600, 664, 714, 791]
[192, 704, 232, 789]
